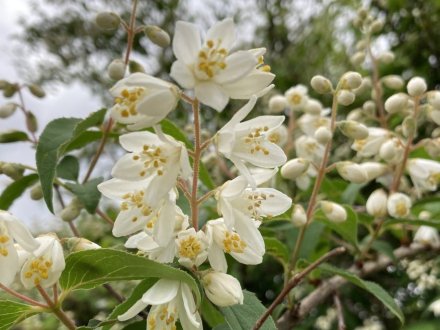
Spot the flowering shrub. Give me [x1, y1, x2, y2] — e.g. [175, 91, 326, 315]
[0, 4, 439, 330]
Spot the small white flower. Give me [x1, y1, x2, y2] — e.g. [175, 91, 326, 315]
[298, 112, 330, 137]
[337, 90, 355, 106]
[170, 18, 274, 111]
[360, 162, 389, 181]
[352, 128, 389, 157]
[314, 126, 332, 144]
[320, 201, 347, 223]
[337, 120, 369, 140]
[216, 96, 286, 185]
[384, 93, 408, 114]
[268, 95, 287, 114]
[285, 84, 309, 110]
[407, 77, 427, 97]
[407, 158, 440, 192]
[281, 158, 310, 180]
[340, 71, 362, 90]
[304, 99, 324, 115]
[21, 235, 65, 289]
[310, 75, 332, 94]
[413, 226, 440, 248]
[110, 130, 191, 200]
[382, 75, 404, 90]
[110, 73, 180, 130]
[296, 136, 325, 165]
[291, 204, 307, 227]
[202, 270, 243, 307]
[387, 192, 412, 218]
[176, 228, 209, 268]
[118, 279, 202, 330]
[335, 161, 368, 184]
[0, 211, 39, 287]
[366, 189, 388, 218]
[379, 138, 404, 164]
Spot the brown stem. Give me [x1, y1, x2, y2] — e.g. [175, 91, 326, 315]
[53, 284, 59, 305]
[190, 99, 201, 231]
[0, 283, 48, 308]
[54, 185, 80, 237]
[36, 285, 76, 330]
[124, 0, 139, 66]
[17, 87, 38, 144]
[333, 292, 346, 330]
[197, 189, 216, 205]
[253, 247, 346, 330]
[95, 208, 114, 225]
[358, 218, 385, 261]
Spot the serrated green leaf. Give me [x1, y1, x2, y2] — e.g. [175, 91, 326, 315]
[315, 205, 359, 248]
[319, 263, 404, 324]
[59, 249, 201, 306]
[0, 174, 39, 210]
[0, 300, 39, 330]
[57, 155, 79, 181]
[218, 291, 276, 330]
[263, 236, 289, 267]
[371, 240, 397, 262]
[0, 130, 29, 143]
[36, 109, 107, 212]
[65, 177, 103, 213]
[201, 296, 225, 328]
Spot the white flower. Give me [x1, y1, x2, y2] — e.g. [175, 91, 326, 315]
[335, 161, 368, 184]
[407, 158, 440, 192]
[298, 112, 330, 136]
[281, 158, 310, 180]
[413, 226, 440, 248]
[296, 136, 325, 165]
[407, 77, 427, 97]
[0, 211, 39, 286]
[352, 128, 389, 157]
[118, 279, 202, 330]
[360, 162, 389, 181]
[291, 204, 307, 227]
[267, 125, 288, 147]
[379, 138, 404, 164]
[285, 84, 309, 110]
[217, 175, 291, 229]
[201, 270, 243, 307]
[384, 93, 408, 114]
[110, 73, 180, 130]
[366, 189, 388, 218]
[216, 96, 286, 185]
[206, 218, 264, 272]
[110, 130, 191, 200]
[428, 299, 440, 317]
[387, 192, 412, 218]
[176, 228, 209, 268]
[337, 120, 369, 140]
[320, 201, 347, 223]
[170, 18, 274, 111]
[21, 235, 65, 289]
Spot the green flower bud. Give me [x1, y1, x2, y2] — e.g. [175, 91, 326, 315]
[30, 183, 44, 200]
[26, 112, 38, 133]
[60, 198, 82, 222]
[3, 83, 18, 98]
[144, 25, 171, 48]
[128, 60, 145, 74]
[28, 84, 46, 98]
[0, 80, 9, 89]
[108, 59, 126, 80]
[0, 103, 18, 118]
[1, 163, 24, 180]
[95, 12, 121, 32]
[310, 75, 333, 94]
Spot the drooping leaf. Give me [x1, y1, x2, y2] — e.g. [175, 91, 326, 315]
[263, 236, 289, 267]
[0, 300, 39, 330]
[0, 174, 39, 210]
[0, 130, 29, 143]
[59, 249, 201, 305]
[319, 263, 404, 324]
[65, 177, 103, 213]
[57, 155, 80, 181]
[217, 291, 276, 330]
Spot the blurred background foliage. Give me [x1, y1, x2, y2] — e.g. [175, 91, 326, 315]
[6, 0, 440, 329]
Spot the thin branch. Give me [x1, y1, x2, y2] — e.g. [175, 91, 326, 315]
[333, 292, 346, 330]
[190, 99, 201, 231]
[54, 185, 80, 237]
[124, 0, 139, 66]
[253, 247, 346, 330]
[197, 189, 216, 205]
[0, 283, 48, 308]
[17, 87, 38, 144]
[95, 208, 114, 225]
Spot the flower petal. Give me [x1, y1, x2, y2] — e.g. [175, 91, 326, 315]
[219, 96, 257, 132]
[6, 220, 39, 252]
[173, 21, 201, 64]
[223, 70, 275, 99]
[170, 61, 196, 89]
[153, 198, 176, 246]
[194, 82, 229, 112]
[137, 89, 177, 118]
[179, 283, 200, 328]
[112, 209, 148, 237]
[118, 299, 148, 321]
[141, 279, 179, 305]
[214, 51, 257, 84]
[125, 232, 148, 249]
[119, 131, 162, 152]
[208, 242, 228, 272]
[0, 244, 19, 286]
[206, 18, 235, 50]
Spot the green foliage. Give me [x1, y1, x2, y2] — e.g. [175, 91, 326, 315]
[201, 296, 225, 328]
[0, 130, 29, 143]
[0, 174, 39, 210]
[56, 155, 80, 181]
[65, 178, 103, 213]
[0, 300, 39, 330]
[263, 236, 289, 268]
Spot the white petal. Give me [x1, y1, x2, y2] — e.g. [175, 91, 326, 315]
[119, 131, 162, 152]
[234, 214, 265, 255]
[214, 51, 256, 84]
[153, 198, 176, 246]
[255, 188, 292, 216]
[231, 247, 263, 265]
[223, 71, 275, 99]
[179, 145, 192, 180]
[179, 283, 200, 328]
[118, 299, 148, 321]
[221, 177, 248, 198]
[6, 221, 39, 252]
[98, 178, 152, 200]
[111, 154, 145, 181]
[236, 115, 284, 133]
[234, 141, 287, 168]
[110, 73, 171, 96]
[0, 245, 19, 286]
[206, 18, 235, 50]
[208, 243, 228, 272]
[194, 82, 229, 112]
[137, 89, 177, 118]
[170, 61, 195, 89]
[125, 232, 148, 249]
[219, 96, 257, 132]
[112, 209, 147, 237]
[136, 235, 160, 251]
[141, 279, 179, 305]
[173, 21, 201, 64]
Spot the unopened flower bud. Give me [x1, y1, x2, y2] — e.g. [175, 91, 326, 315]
[407, 77, 427, 97]
[67, 237, 101, 252]
[304, 99, 323, 115]
[341, 71, 362, 90]
[30, 183, 43, 200]
[413, 226, 440, 248]
[1, 163, 24, 180]
[0, 80, 8, 89]
[384, 93, 408, 114]
[95, 12, 121, 32]
[314, 126, 332, 144]
[350, 52, 366, 66]
[281, 158, 309, 180]
[336, 161, 368, 184]
[291, 204, 307, 227]
[144, 25, 171, 48]
[26, 112, 38, 133]
[379, 139, 400, 162]
[60, 198, 82, 222]
[427, 91, 440, 109]
[311, 75, 332, 94]
[355, 40, 367, 51]
[429, 109, 440, 126]
[268, 95, 287, 114]
[337, 120, 369, 140]
[382, 75, 404, 90]
[419, 211, 431, 220]
[0, 103, 17, 118]
[337, 90, 355, 106]
[387, 192, 411, 218]
[347, 108, 363, 121]
[321, 201, 347, 223]
[366, 189, 388, 217]
[370, 19, 384, 33]
[363, 100, 376, 115]
[3, 83, 18, 98]
[28, 84, 46, 98]
[128, 60, 145, 74]
[202, 271, 243, 307]
[377, 51, 395, 64]
[360, 162, 388, 180]
[107, 59, 126, 80]
[402, 116, 416, 138]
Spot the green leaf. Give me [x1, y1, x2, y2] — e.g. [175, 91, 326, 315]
[122, 321, 147, 330]
[383, 218, 440, 229]
[263, 236, 289, 267]
[201, 296, 225, 328]
[102, 278, 157, 330]
[341, 183, 366, 205]
[0, 130, 29, 143]
[0, 174, 39, 210]
[0, 300, 39, 330]
[319, 263, 404, 324]
[57, 155, 79, 181]
[59, 249, 201, 305]
[315, 205, 359, 248]
[65, 177, 103, 213]
[36, 109, 107, 212]
[371, 240, 397, 262]
[218, 291, 276, 330]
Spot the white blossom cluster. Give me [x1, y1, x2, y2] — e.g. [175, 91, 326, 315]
[97, 18, 291, 329]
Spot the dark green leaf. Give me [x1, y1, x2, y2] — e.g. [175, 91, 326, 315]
[0, 300, 39, 330]
[218, 291, 276, 330]
[57, 155, 79, 181]
[0, 174, 39, 210]
[201, 296, 225, 328]
[122, 321, 147, 330]
[65, 177, 103, 213]
[59, 249, 201, 305]
[0, 131, 29, 143]
[383, 218, 440, 229]
[263, 236, 289, 267]
[319, 263, 404, 324]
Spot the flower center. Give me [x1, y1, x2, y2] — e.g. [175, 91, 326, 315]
[24, 256, 53, 286]
[244, 191, 276, 219]
[120, 190, 153, 222]
[114, 88, 145, 118]
[0, 234, 10, 257]
[289, 94, 302, 105]
[148, 304, 177, 330]
[132, 145, 168, 177]
[243, 126, 270, 155]
[178, 235, 202, 259]
[395, 201, 408, 217]
[195, 39, 228, 80]
[223, 231, 247, 253]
